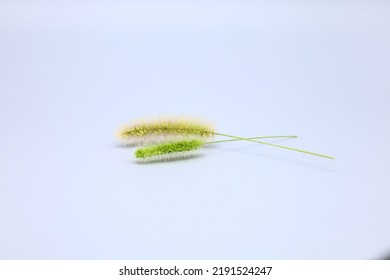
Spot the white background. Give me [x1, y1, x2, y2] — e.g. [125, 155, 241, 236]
[1, 260, 390, 280]
[1, 0, 389, 259]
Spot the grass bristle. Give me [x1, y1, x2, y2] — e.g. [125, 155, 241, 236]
[135, 139, 204, 162]
[119, 116, 214, 145]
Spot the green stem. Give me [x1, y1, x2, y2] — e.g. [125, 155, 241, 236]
[207, 135, 297, 144]
[213, 132, 335, 160]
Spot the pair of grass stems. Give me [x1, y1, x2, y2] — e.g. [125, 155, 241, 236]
[118, 117, 334, 162]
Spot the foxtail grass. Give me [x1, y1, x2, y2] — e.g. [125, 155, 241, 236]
[119, 116, 334, 162]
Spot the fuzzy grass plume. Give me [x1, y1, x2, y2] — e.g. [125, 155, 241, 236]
[118, 116, 214, 145]
[134, 136, 299, 163]
[135, 139, 204, 162]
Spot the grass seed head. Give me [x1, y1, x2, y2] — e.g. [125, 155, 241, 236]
[118, 116, 214, 146]
[135, 139, 205, 162]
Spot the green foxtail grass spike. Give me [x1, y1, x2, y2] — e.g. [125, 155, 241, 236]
[135, 139, 204, 162]
[135, 136, 299, 162]
[134, 136, 333, 163]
